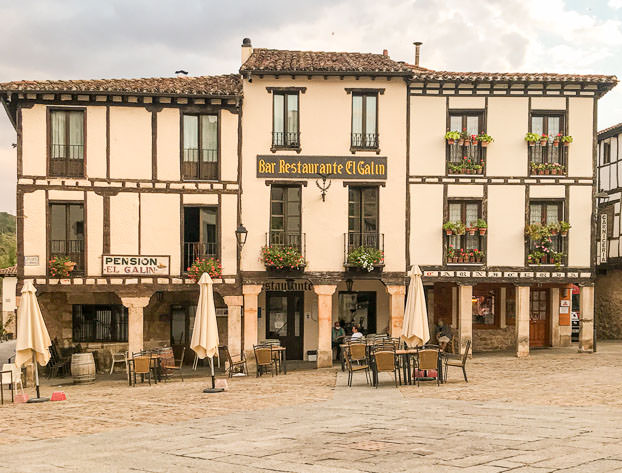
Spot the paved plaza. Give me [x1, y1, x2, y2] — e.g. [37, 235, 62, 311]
[2, 343, 622, 472]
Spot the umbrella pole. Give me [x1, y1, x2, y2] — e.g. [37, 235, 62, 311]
[202, 356, 224, 394]
[27, 353, 49, 403]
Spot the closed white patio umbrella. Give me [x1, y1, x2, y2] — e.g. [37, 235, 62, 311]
[15, 280, 51, 402]
[401, 265, 430, 347]
[190, 272, 223, 393]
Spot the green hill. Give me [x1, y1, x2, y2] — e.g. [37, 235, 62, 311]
[0, 213, 16, 268]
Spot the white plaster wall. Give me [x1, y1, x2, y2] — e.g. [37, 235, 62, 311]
[86, 106, 107, 178]
[531, 97, 566, 110]
[529, 185, 566, 199]
[447, 184, 484, 198]
[182, 194, 219, 205]
[140, 193, 181, 276]
[487, 97, 528, 177]
[220, 109, 238, 182]
[568, 185, 592, 267]
[568, 98, 594, 178]
[487, 185, 525, 267]
[448, 97, 485, 109]
[23, 190, 46, 275]
[87, 192, 103, 276]
[410, 184, 443, 265]
[48, 190, 84, 201]
[220, 193, 238, 275]
[410, 96, 446, 176]
[21, 105, 47, 176]
[110, 193, 139, 255]
[109, 107, 151, 179]
[156, 108, 180, 181]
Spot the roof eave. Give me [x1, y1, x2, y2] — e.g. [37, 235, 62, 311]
[239, 69, 411, 77]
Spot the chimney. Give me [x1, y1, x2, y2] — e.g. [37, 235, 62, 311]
[241, 37, 253, 65]
[413, 41, 423, 67]
[382, 49, 388, 57]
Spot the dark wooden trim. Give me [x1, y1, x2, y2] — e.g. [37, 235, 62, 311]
[218, 194, 223, 262]
[236, 100, 243, 275]
[405, 85, 411, 270]
[345, 88, 385, 95]
[0, 95, 17, 130]
[45, 189, 50, 277]
[103, 195, 111, 254]
[16, 189, 24, 279]
[151, 110, 157, 180]
[138, 192, 142, 255]
[591, 97, 598, 273]
[341, 181, 385, 187]
[16, 106, 23, 178]
[83, 189, 88, 275]
[105, 106, 110, 180]
[265, 180, 308, 187]
[265, 86, 307, 94]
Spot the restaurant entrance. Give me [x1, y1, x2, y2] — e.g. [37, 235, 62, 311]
[338, 291, 377, 335]
[266, 291, 304, 360]
[530, 289, 550, 347]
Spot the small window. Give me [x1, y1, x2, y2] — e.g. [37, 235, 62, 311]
[272, 92, 299, 149]
[269, 185, 302, 249]
[72, 305, 128, 342]
[182, 114, 218, 180]
[528, 201, 564, 264]
[351, 93, 378, 149]
[603, 142, 611, 164]
[447, 200, 483, 256]
[348, 186, 379, 249]
[183, 207, 218, 270]
[473, 286, 496, 327]
[447, 111, 485, 173]
[49, 109, 84, 177]
[49, 202, 85, 274]
[529, 113, 566, 172]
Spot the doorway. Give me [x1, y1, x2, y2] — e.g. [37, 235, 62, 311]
[170, 305, 197, 363]
[338, 291, 377, 335]
[530, 289, 550, 347]
[266, 292, 304, 360]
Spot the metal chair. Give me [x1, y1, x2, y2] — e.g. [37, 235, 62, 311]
[109, 350, 128, 375]
[162, 347, 184, 382]
[344, 351, 371, 387]
[444, 339, 471, 383]
[220, 345, 247, 378]
[1, 363, 24, 400]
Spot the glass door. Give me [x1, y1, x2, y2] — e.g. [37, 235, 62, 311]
[266, 292, 304, 360]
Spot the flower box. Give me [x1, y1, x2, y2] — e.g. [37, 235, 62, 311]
[344, 263, 384, 274]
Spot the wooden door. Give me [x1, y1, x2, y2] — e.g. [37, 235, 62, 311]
[530, 289, 550, 347]
[266, 292, 304, 360]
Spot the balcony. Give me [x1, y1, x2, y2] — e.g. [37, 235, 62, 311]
[528, 143, 567, 176]
[344, 232, 384, 272]
[351, 133, 379, 151]
[267, 231, 305, 253]
[50, 239, 84, 276]
[446, 142, 485, 175]
[182, 148, 218, 180]
[263, 232, 306, 273]
[49, 144, 84, 177]
[183, 242, 218, 271]
[271, 131, 300, 151]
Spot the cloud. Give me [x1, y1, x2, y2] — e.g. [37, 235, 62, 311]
[610, 0, 622, 9]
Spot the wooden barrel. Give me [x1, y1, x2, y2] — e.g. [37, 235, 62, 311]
[71, 352, 96, 384]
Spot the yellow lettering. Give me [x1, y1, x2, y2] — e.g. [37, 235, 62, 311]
[346, 161, 354, 174]
[377, 163, 385, 176]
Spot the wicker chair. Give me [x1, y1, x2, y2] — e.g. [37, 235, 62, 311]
[348, 342, 367, 365]
[373, 350, 398, 388]
[131, 356, 152, 386]
[414, 348, 440, 386]
[444, 339, 471, 383]
[254, 345, 276, 377]
[344, 351, 371, 387]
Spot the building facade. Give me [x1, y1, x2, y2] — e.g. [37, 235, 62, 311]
[596, 122, 622, 339]
[0, 39, 616, 368]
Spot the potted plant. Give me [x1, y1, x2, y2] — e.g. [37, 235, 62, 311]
[473, 249, 484, 263]
[543, 163, 550, 175]
[477, 133, 494, 147]
[443, 221, 456, 235]
[186, 257, 222, 282]
[476, 218, 487, 235]
[559, 221, 571, 237]
[470, 134, 479, 146]
[525, 223, 551, 241]
[448, 163, 463, 174]
[346, 246, 384, 272]
[548, 222, 560, 236]
[447, 245, 456, 263]
[467, 222, 477, 236]
[553, 133, 562, 147]
[540, 134, 549, 146]
[261, 245, 306, 272]
[49, 256, 77, 278]
[561, 135, 573, 147]
[525, 132, 540, 146]
[454, 222, 466, 235]
[472, 164, 483, 174]
[552, 251, 564, 268]
[444, 130, 460, 145]
[459, 129, 468, 145]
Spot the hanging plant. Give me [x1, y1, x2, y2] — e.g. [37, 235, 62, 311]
[444, 130, 460, 144]
[186, 257, 222, 281]
[559, 221, 571, 237]
[261, 246, 306, 270]
[347, 246, 384, 272]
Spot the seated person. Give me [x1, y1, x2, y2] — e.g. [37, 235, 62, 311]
[351, 325, 364, 340]
[332, 322, 345, 360]
[435, 319, 453, 351]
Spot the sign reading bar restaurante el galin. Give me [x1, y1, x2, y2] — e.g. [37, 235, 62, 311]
[102, 255, 170, 275]
[257, 155, 387, 179]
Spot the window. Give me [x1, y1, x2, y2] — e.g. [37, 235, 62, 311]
[49, 203, 84, 274]
[49, 109, 84, 177]
[270, 186, 302, 249]
[182, 114, 218, 180]
[272, 92, 299, 149]
[348, 187, 379, 249]
[603, 142, 611, 164]
[351, 93, 378, 149]
[528, 201, 563, 264]
[183, 207, 218, 270]
[505, 286, 516, 326]
[472, 286, 497, 327]
[447, 201, 483, 261]
[529, 113, 566, 172]
[447, 111, 484, 173]
[72, 305, 128, 342]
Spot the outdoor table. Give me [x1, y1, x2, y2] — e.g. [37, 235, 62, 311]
[271, 346, 287, 374]
[395, 348, 418, 385]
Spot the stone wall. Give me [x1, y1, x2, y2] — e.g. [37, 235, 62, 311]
[473, 326, 515, 352]
[595, 269, 622, 339]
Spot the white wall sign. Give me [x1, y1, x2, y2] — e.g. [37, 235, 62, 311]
[600, 213, 608, 263]
[102, 255, 170, 275]
[24, 256, 39, 266]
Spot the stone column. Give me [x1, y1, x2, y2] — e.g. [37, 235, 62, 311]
[458, 285, 472, 355]
[550, 287, 561, 347]
[386, 285, 406, 338]
[121, 296, 151, 356]
[579, 284, 595, 352]
[515, 286, 530, 358]
[314, 284, 337, 368]
[224, 295, 243, 358]
[242, 284, 263, 371]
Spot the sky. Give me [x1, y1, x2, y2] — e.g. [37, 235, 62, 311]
[0, 0, 621, 214]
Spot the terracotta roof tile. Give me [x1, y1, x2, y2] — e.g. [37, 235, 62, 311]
[0, 265, 16, 276]
[240, 48, 412, 75]
[598, 122, 622, 136]
[0, 74, 242, 96]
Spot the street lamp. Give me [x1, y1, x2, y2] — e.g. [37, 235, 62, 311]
[235, 224, 248, 248]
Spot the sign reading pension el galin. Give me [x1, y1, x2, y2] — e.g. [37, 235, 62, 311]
[102, 255, 170, 275]
[257, 155, 387, 179]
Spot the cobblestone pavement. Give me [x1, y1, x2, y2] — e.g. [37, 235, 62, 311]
[2, 343, 622, 472]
